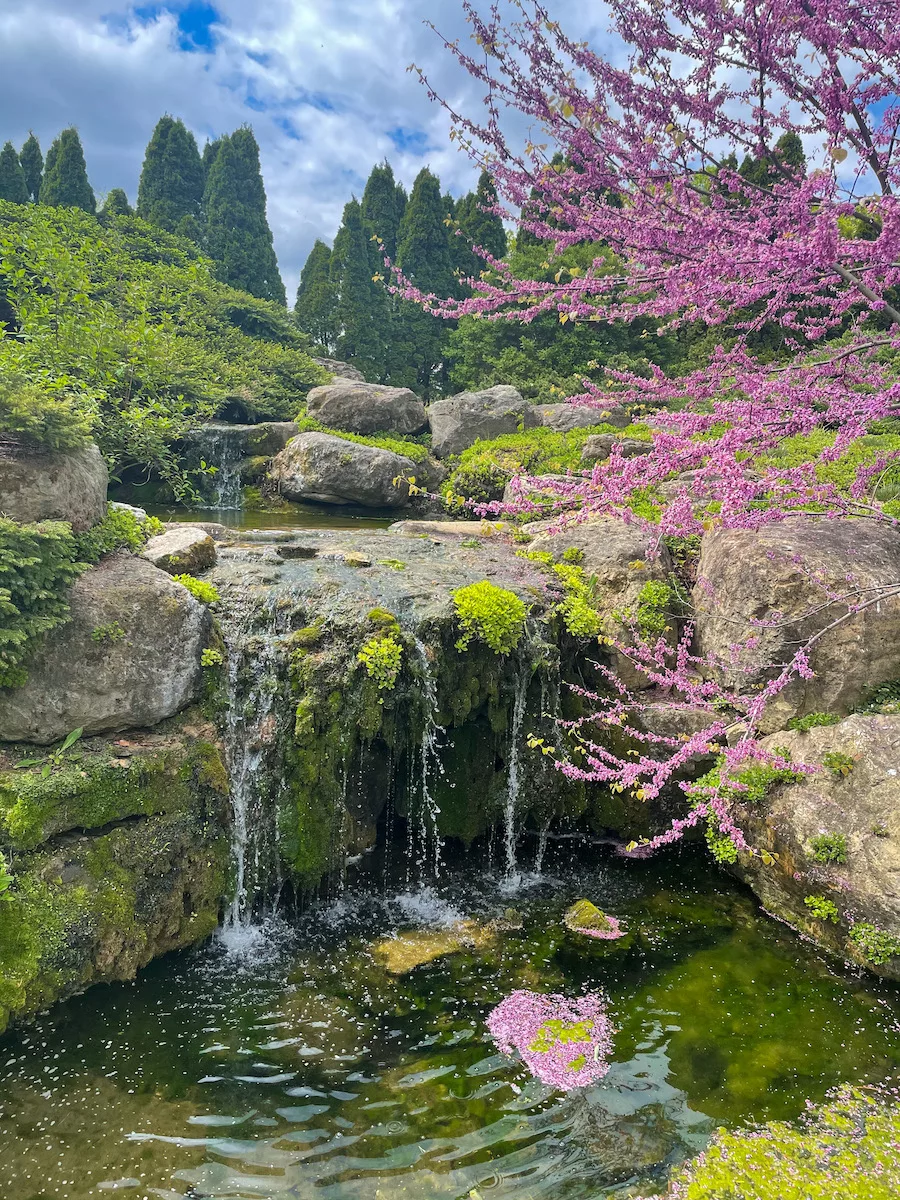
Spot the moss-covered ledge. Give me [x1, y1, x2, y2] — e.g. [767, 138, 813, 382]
[0, 711, 231, 1035]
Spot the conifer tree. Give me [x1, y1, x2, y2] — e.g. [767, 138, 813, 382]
[330, 198, 380, 375]
[203, 127, 286, 304]
[396, 167, 455, 396]
[361, 162, 404, 261]
[202, 138, 222, 181]
[101, 188, 133, 218]
[39, 128, 95, 212]
[453, 171, 508, 293]
[294, 239, 337, 353]
[137, 116, 204, 235]
[0, 142, 29, 204]
[395, 181, 408, 224]
[18, 133, 42, 202]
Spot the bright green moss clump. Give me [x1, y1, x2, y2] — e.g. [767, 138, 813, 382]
[668, 1086, 900, 1199]
[453, 581, 527, 655]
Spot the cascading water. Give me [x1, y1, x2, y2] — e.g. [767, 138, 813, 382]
[503, 661, 530, 879]
[408, 638, 446, 880]
[195, 424, 245, 510]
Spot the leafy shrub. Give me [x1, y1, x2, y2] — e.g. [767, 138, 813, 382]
[849, 923, 900, 965]
[811, 832, 848, 864]
[172, 574, 220, 605]
[0, 375, 95, 451]
[519, 550, 604, 639]
[0, 850, 12, 899]
[786, 711, 840, 732]
[804, 895, 839, 923]
[823, 749, 855, 777]
[705, 818, 739, 864]
[91, 621, 125, 643]
[635, 579, 678, 640]
[201, 648, 224, 667]
[74, 505, 162, 563]
[357, 634, 404, 691]
[291, 415, 430, 462]
[453, 581, 527, 654]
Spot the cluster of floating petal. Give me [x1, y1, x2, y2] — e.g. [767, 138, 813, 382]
[487, 989, 614, 1090]
[563, 898, 627, 940]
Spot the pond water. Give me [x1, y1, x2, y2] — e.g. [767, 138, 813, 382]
[145, 506, 398, 532]
[2, 842, 899, 1200]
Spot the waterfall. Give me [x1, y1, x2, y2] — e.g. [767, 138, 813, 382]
[503, 663, 530, 878]
[409, 638, 446, 880]
[195, 424, 245, 510]
[219, 598, 286, 939]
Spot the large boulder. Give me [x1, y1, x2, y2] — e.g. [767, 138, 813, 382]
[427, 385, 526, 457]
[142, 526, 216, 574]
[581, 434, 652, 465]
[312, 356, 366, 382]
[269, 432, 418, 508]
[190, 421, 299, 458]
[0, 442, 108, 531]
[728, 715, 900, 979]
[524, 403, 629, 432]
[306, 382, 427, 436]
[693, 517, 900, 733]
[0, 555, 210, 744]
[530, 516, 676, 688]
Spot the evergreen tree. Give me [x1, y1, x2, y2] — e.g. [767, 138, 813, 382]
[101, 188, 133, 218]
[203, 127, 286, 305]
[360, 162, 407, 381]
[331, 198, 381, 375]
[739, 132, 808, 189]
[202, 138, 222, 181]
[395, 180, 408, 224]
[452, 172, 508, 292]
[396, 167, 455, 397]
[18, 133, 42, 202]
[0, 142, 29, 204]
[40, 128, 95, 212]
[137, 115, 204, 235]
[294, 239, 336, 353]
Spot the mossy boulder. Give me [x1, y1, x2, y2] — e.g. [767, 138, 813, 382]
[142, 526, 216, 574]
[0, 442, 108, 531]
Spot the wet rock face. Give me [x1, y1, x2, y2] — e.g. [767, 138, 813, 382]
[305, 382, 428, 436]
[269, 431, 418, 508]
[427, 385, 526, 457]
[692, 517, 900, 732]
[728, 714, 900, 980]
[524, 403, 629, 433]
[142, 526, 217, 574]
[0, 442, 108, 531]
[0, 555, 210, 744]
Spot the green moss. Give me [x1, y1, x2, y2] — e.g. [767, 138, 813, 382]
[292, 414, 430, 462]
[172, 573, 220, 604]
[786, 711, 841, 732]
[668, 1085, 900, 1199]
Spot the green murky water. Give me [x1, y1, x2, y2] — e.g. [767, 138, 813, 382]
[2, 843, 899, 1199]
[145, 506, 397, 532]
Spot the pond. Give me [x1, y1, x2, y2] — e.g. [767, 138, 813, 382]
[1, 842, 898, 1200]
[144, 506, 398, 533]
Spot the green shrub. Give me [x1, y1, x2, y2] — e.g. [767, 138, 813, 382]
[705, 819, 739, 864]
[692, 754, 805, 813]
[357, 634, 404, 692]
[201, 648, 224, 667]
[0, 376, 95, 451]
[635, 579, 678, 640]
[804, 895, 839, 923]
[453, 581, 527, 654]
[786, 711, 840, 732]
[849, 922, 900, 965]
[73, 505, 163, 563]
[823, 749, 855, 777]
[0, 850, 12, 899]
[291, 415, 429, 463]
[172, 574, 220, 605]
[811, 832, 848, 864]
[91, 621, 125, 643]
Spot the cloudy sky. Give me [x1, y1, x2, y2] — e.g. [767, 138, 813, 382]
[0, 0, 610, 297]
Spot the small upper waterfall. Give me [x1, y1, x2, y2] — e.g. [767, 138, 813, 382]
[194, 424, 246, 510]
[503, 661, 530, 878]
[408, 638, 446, 880]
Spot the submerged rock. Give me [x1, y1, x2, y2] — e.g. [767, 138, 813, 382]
[693, 517, 900, 732]
[427, 385, 526, 457]
[372, 920, 499, 973]
[142, 526, 216, 574]
[269, 431, 418, 508]
[524, 402, 629, 432]
[0, 555, 210, 744]
[306, 381, 428, 436]
[563, 899, 626, 939]
[0, 441, 108, 531]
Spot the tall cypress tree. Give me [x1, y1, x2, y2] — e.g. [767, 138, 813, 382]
[137, 115, 204, 235]
[361, 161, 404, 262]
[331, 198, 381, 375]
[454, 170, 507, 292]
[294, 239, 337, 353]
[0, 143, 29, 204]
[396, 167, 455, 397]
[202, 138, 222, 181]
[203, 128, 286, 304]
[101, 188, 134, 218]
[40, 129, 95, 212]
[18, 133, 43, 202]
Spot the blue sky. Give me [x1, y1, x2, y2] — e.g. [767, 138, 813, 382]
[0, 0, 609, 297]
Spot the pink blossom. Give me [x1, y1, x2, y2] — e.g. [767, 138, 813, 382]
[486, 990, 614, 1090]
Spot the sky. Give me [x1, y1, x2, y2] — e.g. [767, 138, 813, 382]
[0, 0, 610, 298]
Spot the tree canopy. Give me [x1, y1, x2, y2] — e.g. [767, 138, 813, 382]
[39, 128, 95, 212]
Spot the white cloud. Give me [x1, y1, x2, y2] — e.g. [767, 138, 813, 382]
[0, 0, 614, 295]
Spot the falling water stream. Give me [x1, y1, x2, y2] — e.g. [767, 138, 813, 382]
[192, 424, 248, 511]
[503, 661, 530, 879]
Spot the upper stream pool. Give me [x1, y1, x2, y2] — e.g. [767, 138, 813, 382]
[2, 842, 899, 1200]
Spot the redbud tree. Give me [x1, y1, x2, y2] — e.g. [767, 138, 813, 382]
[398, 1, 900, 857]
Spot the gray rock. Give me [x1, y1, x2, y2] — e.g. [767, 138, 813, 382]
[269, 432, 418, 508]
[306, 382, 427, 436]
[191, 422, 299, 458]
[729, 714, 900, 979]
[0, 443, 108, 531]
[693, 517, 900, 733]
[581, 434, 652, 465]
[164, 521, 232, 541]
[111, 502, 148, 522]
[427, 385, 526, 458]
[0, 555, 210, 744]
[523, 403, 629, 432]
[530, 516, 676, 689]
[390, 519, 512, 537]
[142, 527, 216, 574]
[312, 356, 366, 382]
[245, 422, 301, 456]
